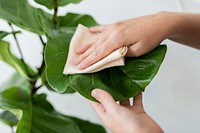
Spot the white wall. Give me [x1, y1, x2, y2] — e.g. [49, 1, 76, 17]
[1, 0, 200, 133]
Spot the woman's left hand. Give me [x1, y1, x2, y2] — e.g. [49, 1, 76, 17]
[90, 89, 163, 133]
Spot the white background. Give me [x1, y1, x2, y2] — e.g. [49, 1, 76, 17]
[1, 0, 200, 133]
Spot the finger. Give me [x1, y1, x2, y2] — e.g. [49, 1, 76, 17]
[119, 99, 130, 106]
[89, 101, 110, 126]
[76, 34, 98, 54]
[76, 38, 114, 70]
[91, 89, 117, 111]
[89, 25, 106, 33]
[126, 42, 154, 57]
[74, 33, 107, 67]
[75, 41, 99, 67]
[125, 40, 147, 57]
[75, 42, 92, 54]
[90, 101, 106, 117]
[133, 92, 143, 107]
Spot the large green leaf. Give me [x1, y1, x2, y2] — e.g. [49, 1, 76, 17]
[37, 9, 97, 93]
[39, 9, 167, 101]
[41, 66, 75, 93]
[65, 46, 166, 101]
[0, 40, 37, 80]
[0, 0, 43, 34]
[0, 110, 18, 126]
[0, 87, 106, 133]
[34, 0, 82, 10]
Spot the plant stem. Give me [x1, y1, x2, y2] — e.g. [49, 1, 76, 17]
[8, 22, 32, 78]
[32, 84, 43, 94]
[39, 35, 46, 46]
[52, 0, 58, 25]
[38, 36, 45, 76]
[31, 36, 46, 95]
[10, 126, 14, 133]
[8, 23, 25, 62]
[31, 80, 37, 95]
[38, 59, 45, 76]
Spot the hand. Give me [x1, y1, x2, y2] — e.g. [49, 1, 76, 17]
[74, 12, 177, 70]
[90, 89, 163, 133]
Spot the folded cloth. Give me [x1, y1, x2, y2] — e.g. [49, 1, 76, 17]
[63, 24, 128, 75]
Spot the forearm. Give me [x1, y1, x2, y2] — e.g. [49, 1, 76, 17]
[165, 12, 200, 49]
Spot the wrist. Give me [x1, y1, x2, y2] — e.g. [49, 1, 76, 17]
[157, 11, 185, 40]
[142, 115, 164, 133]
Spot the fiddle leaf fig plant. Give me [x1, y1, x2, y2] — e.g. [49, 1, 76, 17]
[41, 8, 167, 101]
[0, 0, 167, 132]
[0, 0, 106, 132]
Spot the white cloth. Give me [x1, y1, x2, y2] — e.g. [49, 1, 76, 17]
[63, 24, 128, 75]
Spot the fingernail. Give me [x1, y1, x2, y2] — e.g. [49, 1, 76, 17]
[91, 89, 100, 98]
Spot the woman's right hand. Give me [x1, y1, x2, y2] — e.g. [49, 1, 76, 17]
[74, 12, 178, 70]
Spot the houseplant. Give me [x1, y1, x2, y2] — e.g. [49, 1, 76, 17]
[0, 0, 167, 132]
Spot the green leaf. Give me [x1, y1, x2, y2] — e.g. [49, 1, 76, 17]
[0, 0, 43, 34]
[67, 46, 167, 101]
[39, 9, 167, 101]
[68, 116, 106, 133]
[57, 13, 98, 28]
[34, 0, 82, 10]
[0, 111, 18, 126]
[119, 46, 167, 89]
[59, 0, 82, 7]
[37, 9, 97, 38]
[0, 31, 21, 40]
[41, 66, 75, 93]
[34, 0, 54, 9]
[0, 86, 106, 133]
[37, 9, 97, 93]
[0, 40, 37, 80]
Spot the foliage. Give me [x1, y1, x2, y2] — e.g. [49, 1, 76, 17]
[0, 0, 166, 132]
[34, 0, 82, 10]
[0, 0, 43, 34]
[0, 40, 37, 80]
[0, 0, 106, 132]
[0, 81, 105, 133]
[0, 111, 18, 127]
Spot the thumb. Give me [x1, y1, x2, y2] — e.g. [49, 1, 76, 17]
[91, 88, 117, 111]
[133, 92, 143, 107]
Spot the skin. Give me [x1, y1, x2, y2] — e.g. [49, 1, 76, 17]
[76, 12, 200, 132]
[74, 12, 200, 70]
[90, 89, 163, 133]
